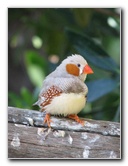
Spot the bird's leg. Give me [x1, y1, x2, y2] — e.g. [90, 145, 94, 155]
[67, 114, 85, 126]
[44, 113, 52, 127]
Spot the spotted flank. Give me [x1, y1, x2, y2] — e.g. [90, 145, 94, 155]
[40, 85, 62, 108]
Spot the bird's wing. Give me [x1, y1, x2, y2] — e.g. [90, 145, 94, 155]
[40, 77, 87, 94]
[34, 77, 88, 109]
[39, 85, 62, 109]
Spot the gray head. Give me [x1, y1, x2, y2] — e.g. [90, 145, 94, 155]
[51, 54, 93, 82]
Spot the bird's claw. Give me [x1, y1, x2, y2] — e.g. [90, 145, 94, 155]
[68, 114, 85, 126]
[44, 113, 52, 127]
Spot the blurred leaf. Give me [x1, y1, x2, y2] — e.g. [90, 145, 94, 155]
[66, 29, 119, 73]
[24, 50, 48, 69]
[86, 78, 119, 102]
[24, 50, 47, 87]
[97, 93, 120, 121]
[103, 36, 120, 65]
[9, 87, 37, 109]
[27, 64, 45, 87]
[32, 87, 40, 101]
[21, 87, 33, 106]
[8, 92, 23, 108]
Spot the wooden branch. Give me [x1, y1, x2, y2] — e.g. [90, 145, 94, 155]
[8, 107, 121, 159]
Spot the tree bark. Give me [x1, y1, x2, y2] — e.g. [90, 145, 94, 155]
[8, 107, 120, 159]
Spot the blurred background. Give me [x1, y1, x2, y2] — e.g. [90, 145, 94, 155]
[8, 8, 120, 122]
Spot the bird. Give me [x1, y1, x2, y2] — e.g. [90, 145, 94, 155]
[34, 54, 93, 127]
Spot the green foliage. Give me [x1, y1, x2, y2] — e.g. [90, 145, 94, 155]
[8, 87, 37, 109]
[24, 50, 48, 87]
[8, 8, 120, 122]
[66, 29, 119, 73]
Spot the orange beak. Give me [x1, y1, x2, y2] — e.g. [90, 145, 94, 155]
[83, 64, 94, 74]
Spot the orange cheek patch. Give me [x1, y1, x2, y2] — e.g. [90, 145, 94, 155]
[66, 64, 79, 76]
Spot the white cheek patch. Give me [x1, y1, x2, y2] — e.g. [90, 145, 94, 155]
[79, 68, 83, 75]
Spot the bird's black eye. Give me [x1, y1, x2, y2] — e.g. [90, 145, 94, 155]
[77, 64, 81, 67]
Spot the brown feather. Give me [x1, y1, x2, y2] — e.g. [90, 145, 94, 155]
[66, 64, 79, 76]
[40, 85, 62, 109]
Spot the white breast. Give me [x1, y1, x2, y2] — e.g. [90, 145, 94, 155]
[44, 93, 86, 116]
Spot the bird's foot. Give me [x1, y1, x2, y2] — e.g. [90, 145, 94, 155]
[67, 114, 85, 126]
[44, 113, 52, 127]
